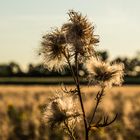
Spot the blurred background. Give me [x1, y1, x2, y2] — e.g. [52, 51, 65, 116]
[0, 0, 140, 140]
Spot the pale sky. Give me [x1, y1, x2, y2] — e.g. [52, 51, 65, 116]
[0, 0, 140, 70]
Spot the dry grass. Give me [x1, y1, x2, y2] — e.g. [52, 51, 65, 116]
[0, 85, 139, 113]
[0, 85, 140, 140]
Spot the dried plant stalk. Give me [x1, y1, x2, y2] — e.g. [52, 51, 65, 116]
[40, 10, 124, 140]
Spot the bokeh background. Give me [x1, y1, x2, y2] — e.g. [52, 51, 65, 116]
[0, 0, 140, 140]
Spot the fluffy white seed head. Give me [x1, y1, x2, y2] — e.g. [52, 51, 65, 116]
[40, 29, 68, 72]
[86, 57, 124, 88]
[43, 92, 82, 128]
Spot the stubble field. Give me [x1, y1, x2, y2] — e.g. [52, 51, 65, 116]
[0, 85, 140, 140]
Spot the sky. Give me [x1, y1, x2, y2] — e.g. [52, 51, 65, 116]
[0, 0, 140, 70]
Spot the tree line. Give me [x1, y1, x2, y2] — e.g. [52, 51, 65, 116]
[0, 51, 140, 77]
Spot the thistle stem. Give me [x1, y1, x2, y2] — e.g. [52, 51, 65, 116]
[88, 88, 105, 128]
[64, 52, 88, 140]
[64, 121, 76, 140]
[75, 53, 89, 140]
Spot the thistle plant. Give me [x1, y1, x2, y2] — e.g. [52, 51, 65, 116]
[40, 10, 124, 140]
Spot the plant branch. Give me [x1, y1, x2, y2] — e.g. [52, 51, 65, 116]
[64, 121, 76, 140]
[64, 51, 88, 140]
[63, 52, 78, 85]
[75, 52, 89, 140]
[89, 114, 118, 130]
[88, 88, 105, 128]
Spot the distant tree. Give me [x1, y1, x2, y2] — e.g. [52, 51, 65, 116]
[0, 62, 23, 77]
[97, 50, 109, 61]
[27, 64, 55, 77]
[0, 64, 12, 76]
[9, 62, 23, 76]
[112, 54, 140, 77]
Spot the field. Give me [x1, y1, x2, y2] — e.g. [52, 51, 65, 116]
[0, 85, 140, 140]
[0, 77, 140, 85]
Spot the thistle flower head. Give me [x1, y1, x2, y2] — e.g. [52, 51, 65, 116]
[86, 57, 124, 88]
[40, 29, 67, 71]
[43, 92, 82, 128]
[62, 10, 99, 56]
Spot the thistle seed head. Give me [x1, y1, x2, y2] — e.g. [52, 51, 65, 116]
[40, 28, 67, 71]
[86, 57, 124, 88]
[62, 10, 99, 57]
[43, 92, 82, 128]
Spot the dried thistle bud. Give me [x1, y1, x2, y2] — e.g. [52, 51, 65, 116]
[86, 57, 124, 88]
[40, 28, 67, 71]
[62, 10, 99, 57]
[43, 92, 82, 129]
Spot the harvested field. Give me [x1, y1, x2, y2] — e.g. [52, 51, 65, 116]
[0, 85, 140, 140]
